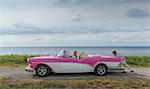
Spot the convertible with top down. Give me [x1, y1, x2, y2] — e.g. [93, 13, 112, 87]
[25, 50, 122, 77]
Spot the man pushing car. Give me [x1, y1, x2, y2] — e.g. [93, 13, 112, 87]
[112, 50, 134, 73]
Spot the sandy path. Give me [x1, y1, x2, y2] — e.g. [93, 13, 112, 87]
[0, 67, 150, 80]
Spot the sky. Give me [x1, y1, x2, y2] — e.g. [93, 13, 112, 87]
[0, 0, 150, 47]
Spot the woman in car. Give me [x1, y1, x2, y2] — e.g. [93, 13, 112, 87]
[70, 50, 78, 59]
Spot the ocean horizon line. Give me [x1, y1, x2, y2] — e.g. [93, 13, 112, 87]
[0, 45, 150, 48]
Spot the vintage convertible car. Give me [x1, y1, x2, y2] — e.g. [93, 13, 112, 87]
[25, 50, 122, 77]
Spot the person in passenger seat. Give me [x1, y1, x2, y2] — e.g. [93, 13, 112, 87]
[70, 50, 78, 59]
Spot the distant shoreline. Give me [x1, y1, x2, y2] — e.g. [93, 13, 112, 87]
[0, 46, 149, 56]
[0, 46, 150, 48]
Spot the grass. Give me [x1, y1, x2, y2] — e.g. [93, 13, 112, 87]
[0, 55, 35, 67]
[0, 77, 150, 89]
[125, 56, 150, 67]
[0, 55, 150, 67]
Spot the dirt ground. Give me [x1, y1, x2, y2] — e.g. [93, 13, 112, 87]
[0, 67, 150, 80]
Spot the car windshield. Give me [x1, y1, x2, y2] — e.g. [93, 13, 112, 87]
[57, 50, 70, 57]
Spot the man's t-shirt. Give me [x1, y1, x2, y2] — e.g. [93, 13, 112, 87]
[115, 53, 125, 61]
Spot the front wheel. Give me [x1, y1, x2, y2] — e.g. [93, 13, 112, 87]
[36, 65, 50, 77]
[94, 64, 107, 76]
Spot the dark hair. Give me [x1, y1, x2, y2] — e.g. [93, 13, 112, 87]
[112, 51, 117, 54]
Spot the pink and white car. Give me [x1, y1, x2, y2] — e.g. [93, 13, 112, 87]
[25, 50, 122, 77]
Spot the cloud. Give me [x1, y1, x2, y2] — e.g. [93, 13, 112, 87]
[0, 23, 65, 35]
[35, 38, 42, 41]
[0, 23, 149, 35]
[71, 14, 82, 22]
[55, 0, 91, 6]
[55, 0, 150, 6]
[111, 0, 150, 3]
[0, 0, 56, 9]
[127, 9, 150, 18]
[1, 0, 149, 9]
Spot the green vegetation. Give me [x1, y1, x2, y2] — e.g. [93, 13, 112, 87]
[0, 55, 150, 67]
[125, 56, 150, 67]
[0, 55, 35, 67]
[0, 77, 150, 89]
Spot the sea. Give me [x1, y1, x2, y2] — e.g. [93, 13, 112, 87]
[0, 46, 149, 56]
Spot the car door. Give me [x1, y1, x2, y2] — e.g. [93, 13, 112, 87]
[59, 57, 93, 73]
[59, 57, 85, 73]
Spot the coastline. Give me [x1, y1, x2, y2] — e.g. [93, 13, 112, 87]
[0, 46, 150, 56]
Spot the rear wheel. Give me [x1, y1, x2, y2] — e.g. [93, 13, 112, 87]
[94, 64, 107, 76]
[36, 65, 50, 77]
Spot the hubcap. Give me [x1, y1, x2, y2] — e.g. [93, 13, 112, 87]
[97, 66, 106, 75]
[37, 66, 47, 76]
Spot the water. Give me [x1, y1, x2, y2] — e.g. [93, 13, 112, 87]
[0, 46, 149, 56]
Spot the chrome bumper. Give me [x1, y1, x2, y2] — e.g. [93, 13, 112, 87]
[25, 66, 34, 72]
